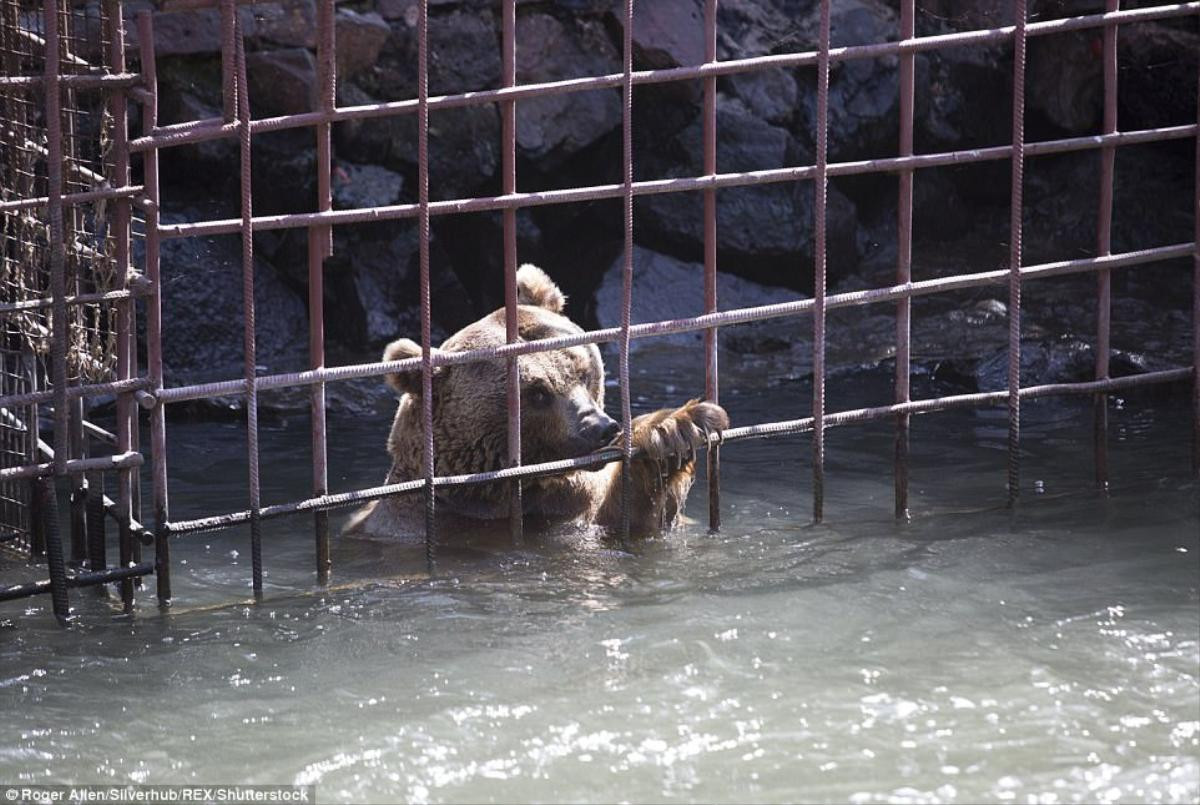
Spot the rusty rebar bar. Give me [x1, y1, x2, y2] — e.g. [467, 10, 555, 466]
[1094, 0, 1119, 489]
[137, 10, 171, 607]
[895, 0, 915, 521]
[310, 0, 335, 584]
[811, 0, 831, 523]
[1007, 0, 1028, 506]
[501, 0, 523, 547]
[703, 0, 720, 533]
[618, 0, 634, 543]
[417, 0, 436, 572]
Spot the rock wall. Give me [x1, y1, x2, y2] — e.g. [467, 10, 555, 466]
[127, 0, 1198, 408]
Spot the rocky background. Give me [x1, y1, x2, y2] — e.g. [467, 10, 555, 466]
[126, 0, 1198, 413]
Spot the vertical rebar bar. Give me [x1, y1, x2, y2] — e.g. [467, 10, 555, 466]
[68, 399, 86, 562]
[86, 471, 105, 573]
[44, 0, 71, 624]
[233, 26, 263, 599]
[220, 0, 236, 123]
[501, 0, 524, 547]
[812, 0, 831, 523]
[703, 0, 721, 533]
[1094, 0, 1119, 489]
[895, 0, 915, 521]
[138, 10, 170, 606]
[417, 0, 436, 571]
[108, 0, 135, 611]
[310, 0, 334, 584]
[1193, 55, 1199, 475]
[618, 0, 635, 543]
[1007, 0, 1027, 506]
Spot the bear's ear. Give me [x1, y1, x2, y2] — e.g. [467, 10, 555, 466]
[382, 338, 441, 396]
[516, 263, 566, 313]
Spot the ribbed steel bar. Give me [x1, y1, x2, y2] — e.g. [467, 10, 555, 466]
[0, 452, 143, 485]
[1193, 58, 1200, 475]
[152, 243, 1194, 405]
[703, 0, 720, 533]
[42, 0, 70, 624]
[501, 0, 523, 547]
[1007, 0, 1028, 506]
[154, 125, 1198, 240]
[1094, 0, 1119, 488]
[233, 27, 264, 599]
[0, 562, 154, 603]
[220, 0, 236, 122]
[0, 71, 139, 90]
[137, 10, 171, 607]
[309, 0, 335, 584]
[124, 3, 1200, 156]
[0, 286, 145, 316]
[417, 0, 436, 572]
[895, 0, 915, 521]
[812, 0, 831, 523]
[162, 368, 1193, 536]
[618, 0, 634, 543]
[0, 377, 150, 411]
[108, 0, 136, 610]
[0, 184, 142, 214]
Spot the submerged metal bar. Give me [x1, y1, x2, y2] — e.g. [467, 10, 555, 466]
[309, 0, 335, 585]
[0, 562, 155, 603]
[703, 0, 720, 533]
[124, 3, 1200, 155]
[152, 243, 1194, 404]
[163, 368, 1193, 535]
[152, 125, 1198, 239]
[501, 0, 523, 547]
[812, 0, 831, 523]
[234, 27, 264, 599]
[895, 0, 915, 521]
[417, 0, 436, 571]
[618, 0, 634, 542]
[138, 10, 171, 607]
[1006, 0, 1028, 506]
[1094, 0, 1119, 488]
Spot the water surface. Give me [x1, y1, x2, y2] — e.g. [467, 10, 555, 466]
[2, 351, 1197, 804]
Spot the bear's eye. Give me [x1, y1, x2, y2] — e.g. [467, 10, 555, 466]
[526, 382, 553, 409]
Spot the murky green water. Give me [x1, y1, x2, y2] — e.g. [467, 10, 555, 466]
[1, 352, 1197, 803]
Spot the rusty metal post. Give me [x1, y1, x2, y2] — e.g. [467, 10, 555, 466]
[68, 400, 86, 562]
[1094, 0, 1119, 488]
[501, 0, 524, 546]
[43, 0, 71, 624]
[309, 0, 335, 584]
[1193, 55, 1199, 475]
[895, 0, 915, 521]
[220, 0, 236, 122]
[1007, 0, 1028, 505]
[812, 0, 831, 523]
[108, 0, 136, 610]
[86, 471, 106, 574]
[232, 26, 264, 599]
[618, 0, 635, 543]
[417, 0, 437, 571]
[138, 10, 171, 606]
[703, 0, 721, 533]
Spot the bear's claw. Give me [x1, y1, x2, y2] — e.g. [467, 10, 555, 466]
[634, 399, 729, 473]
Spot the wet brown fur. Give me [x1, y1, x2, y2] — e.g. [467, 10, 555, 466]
[347, 264, 729, 541]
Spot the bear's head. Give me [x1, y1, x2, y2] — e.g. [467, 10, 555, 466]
[382, 264, 619, 469]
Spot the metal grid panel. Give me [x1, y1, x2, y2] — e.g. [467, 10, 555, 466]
[0, 0, 1196, 618]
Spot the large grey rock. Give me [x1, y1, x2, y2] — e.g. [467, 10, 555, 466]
[515, 14, 623, 167]
[636, 95, 858, 283]
[594, 246, 803, 350]
[332, 161, 405, 210]
[609, 0, 705, 69]
[723, 67, 799, 127]
[246, 48, 316, 117]
[254, 0, 318, 49]
[335, 9, 391, 80]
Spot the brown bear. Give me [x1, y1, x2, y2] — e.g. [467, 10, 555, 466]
[346, 264, 728, 542]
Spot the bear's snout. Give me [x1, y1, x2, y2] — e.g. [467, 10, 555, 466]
[579, 411, 621, 450]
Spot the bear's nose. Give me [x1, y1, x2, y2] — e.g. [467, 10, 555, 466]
[581, 414, 621, 448]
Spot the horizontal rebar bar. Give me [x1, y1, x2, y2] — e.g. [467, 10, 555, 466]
[153, 242, 1193, 404]
[155, 125, 1197, 239]
[162, 366, 1191, 535]
[0, 285, 148, 316]
[126, 3, 1200, 156]
[0, 378, 152, 412]
[0, 562, 155, 603]
[0, 72, 140, 90]
[0, 451, 143, 482]
[0, 184, 143, 214]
